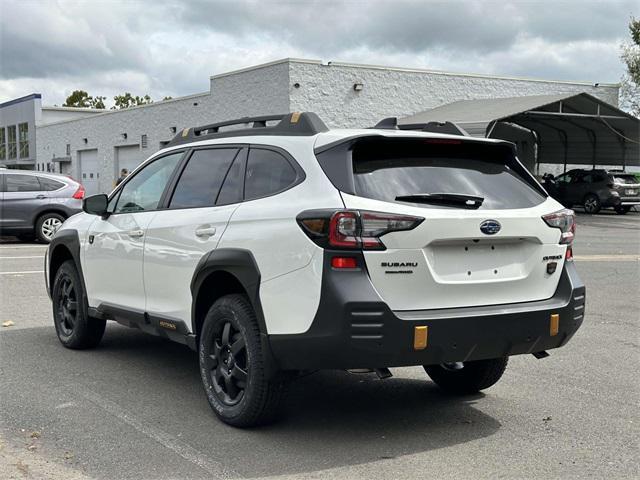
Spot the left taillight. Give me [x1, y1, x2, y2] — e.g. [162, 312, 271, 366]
[542, 208, 575, 245]
[297, 209, 423, 250]
[72, 184, 85, 200]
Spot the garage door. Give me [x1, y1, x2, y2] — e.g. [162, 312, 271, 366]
[115, 145, 143, 178]
[78, 149, 99, 196]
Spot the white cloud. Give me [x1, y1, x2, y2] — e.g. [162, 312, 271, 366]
[0, 0, 634, 105]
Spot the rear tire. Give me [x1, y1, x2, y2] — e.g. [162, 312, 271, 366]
[199, 294, 286, 427]
[424, 357, 508, 394]
[615, 205, 631, 215]
[583, 194, 601, 214]
[36, 212, 65, 243]
[52, 260, 106, 349]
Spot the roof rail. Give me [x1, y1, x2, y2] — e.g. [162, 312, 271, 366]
[166, 112, 328, 147]
[371, 117, 470, 136]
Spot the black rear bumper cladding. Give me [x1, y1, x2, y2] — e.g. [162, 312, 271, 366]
[268, 251, 585, 370]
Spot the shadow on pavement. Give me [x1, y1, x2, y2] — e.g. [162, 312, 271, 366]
[2, 325, 502, 478]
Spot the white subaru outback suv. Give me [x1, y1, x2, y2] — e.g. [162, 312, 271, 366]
[46, 112, 585, 427]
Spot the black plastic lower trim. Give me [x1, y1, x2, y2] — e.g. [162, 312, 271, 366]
[268, 251, 585, 370]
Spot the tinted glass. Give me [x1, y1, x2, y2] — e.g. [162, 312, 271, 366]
[169, 148, 238, 209]
[613, 174, 638, 184]
[115, 152, 182, 213]
[38, 177, 65, 191]
[351, 138, 545, 210]
[6, 174, 42, 192]
[217, 151, 245, 205]
[245, 149, 297, 200]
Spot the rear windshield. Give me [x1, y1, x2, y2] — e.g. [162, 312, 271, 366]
[613, 174, 638, 185]
[349, 138, 546, 210]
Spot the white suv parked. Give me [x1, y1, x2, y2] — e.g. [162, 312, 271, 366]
[46, 113, 585, 427]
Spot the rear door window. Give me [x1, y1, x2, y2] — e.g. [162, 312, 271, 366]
[38, 177, 65, 191]
[6, 174, 42, 192]
[350, 138, 545, 210]
[244, 148, 298, 200]
[169, 148, 239, 209]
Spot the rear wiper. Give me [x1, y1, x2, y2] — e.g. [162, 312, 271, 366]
[395, 193, 484, 209]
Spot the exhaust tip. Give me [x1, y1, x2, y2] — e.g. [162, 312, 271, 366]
[532, 351, 550, 359]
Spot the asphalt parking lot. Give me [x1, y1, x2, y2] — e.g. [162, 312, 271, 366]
[1, 211, 639, 480]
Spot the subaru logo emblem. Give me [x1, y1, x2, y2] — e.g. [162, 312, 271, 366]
[480, 219, 501, 235]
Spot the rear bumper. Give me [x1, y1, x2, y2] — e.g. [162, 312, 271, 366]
[269, 252, 585, 370]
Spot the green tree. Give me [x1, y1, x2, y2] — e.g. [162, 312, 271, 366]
[63, 90, 92, 108]
[162, 96, 173, 101]
[620, 17, 640, 116]
[111, 93, 153, 109]
[89, 96, 106, 109]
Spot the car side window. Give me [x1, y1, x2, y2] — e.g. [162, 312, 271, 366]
[582, 174, 592, 183]
[169, 148, 239, 209]
[114, 152, 182, 213]
[216, 150, 246, 205]
[5, 174, 42, 192]
[556, 174, 570, 184]
[38, 177, 65, 191]
[244, 148, 297, 200]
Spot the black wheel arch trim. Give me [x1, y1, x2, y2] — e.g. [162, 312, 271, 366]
[190, 247, 278, 377]
[47, 230, 90, 318]
[190, 248, 265, 334]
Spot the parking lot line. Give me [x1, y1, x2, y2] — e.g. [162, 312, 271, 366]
[0, 270, 44, 275]
[0, 245, 48, 250]
[0, 256, 44, 259]
[574, 255, 640, 262]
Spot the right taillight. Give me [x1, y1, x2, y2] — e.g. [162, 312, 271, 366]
[542, 208, 575, 245]
[298, 209, 423, 250]
[72, 184, 85, 200]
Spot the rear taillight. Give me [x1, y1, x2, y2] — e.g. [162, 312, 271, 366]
[72, 185, 85, 200]
[298, 210, 423, 250]
[542, 208, 575, 245]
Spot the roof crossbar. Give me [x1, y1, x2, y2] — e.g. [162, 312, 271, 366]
[166, 112, 329, 147]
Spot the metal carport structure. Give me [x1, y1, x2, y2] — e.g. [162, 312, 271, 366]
[399, 93, 640, 174]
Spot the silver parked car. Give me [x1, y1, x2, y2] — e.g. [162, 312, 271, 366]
[0, 170, 84, 242]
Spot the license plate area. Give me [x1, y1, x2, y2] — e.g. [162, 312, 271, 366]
[625, 189, 637, 196]
[426, 239, 533, 283]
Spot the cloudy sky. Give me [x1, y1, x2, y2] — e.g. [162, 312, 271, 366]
[0, 0, 637, 106]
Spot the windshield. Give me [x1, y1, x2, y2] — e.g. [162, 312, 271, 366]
[351, 138, 546, 210]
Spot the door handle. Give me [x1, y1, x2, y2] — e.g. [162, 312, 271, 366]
[127, 229, 144, 238]
[195, 226, 216, 238]
[36, 195, 46, 199]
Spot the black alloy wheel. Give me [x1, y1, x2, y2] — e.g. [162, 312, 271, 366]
[206, 321, 249, 406]
[55, 274, 78, 336]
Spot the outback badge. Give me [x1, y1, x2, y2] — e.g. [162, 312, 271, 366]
[480, 219, 501, 235]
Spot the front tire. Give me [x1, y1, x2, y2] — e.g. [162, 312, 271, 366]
[36, 212, 65, 243]
[199, 294, 285, 427]
[52, 260, 106, 349]
[583, 194, 601, 214]
[424, 357, 508, 394]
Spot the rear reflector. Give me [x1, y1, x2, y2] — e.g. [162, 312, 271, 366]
[550, 314, 560, 336]
[72, 185, 85, 200]
[414, 326, 428, 350]
[331, 257, 357, 269]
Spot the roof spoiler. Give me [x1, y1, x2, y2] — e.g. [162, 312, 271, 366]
[372, 117, 470, 137]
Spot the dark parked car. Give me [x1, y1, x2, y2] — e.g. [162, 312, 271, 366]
[542, 169, 640, 214]
[0, 170, 84, 242]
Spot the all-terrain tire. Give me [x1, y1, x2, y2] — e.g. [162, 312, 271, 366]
[424, 357, 508, 394]
[52, 260, 106, 349]
[199, 294, 286, 427]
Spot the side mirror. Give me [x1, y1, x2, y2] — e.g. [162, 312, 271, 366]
[83, 194, 109, 217]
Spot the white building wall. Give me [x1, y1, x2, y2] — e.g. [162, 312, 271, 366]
[288, 60, 619, 128]
[36, 58, 620, 192]
[36, 61, 289, 193]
